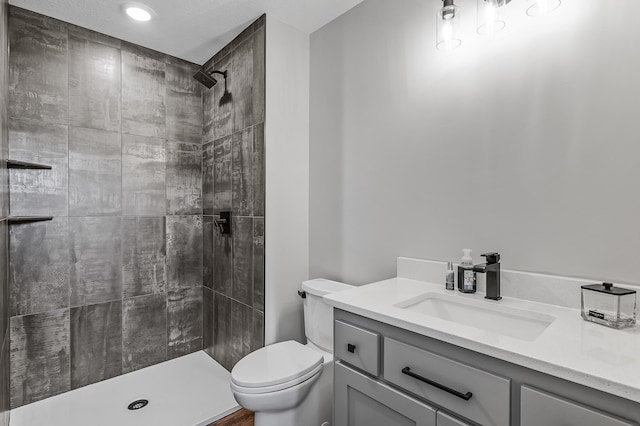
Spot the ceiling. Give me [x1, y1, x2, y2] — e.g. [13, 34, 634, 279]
[8, 0, 364, 64]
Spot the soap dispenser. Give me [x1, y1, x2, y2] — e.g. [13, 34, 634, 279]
[457, 249, 476, 293]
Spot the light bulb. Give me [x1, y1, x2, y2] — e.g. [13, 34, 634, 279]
[477, 0, 506, 35]
[437, 1, 462, 51]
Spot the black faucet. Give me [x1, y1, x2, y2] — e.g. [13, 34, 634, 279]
[473, 253, 501, 301]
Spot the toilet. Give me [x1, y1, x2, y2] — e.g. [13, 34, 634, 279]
[230, 278, 353, 426]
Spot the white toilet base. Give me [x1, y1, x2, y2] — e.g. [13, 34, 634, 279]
[253, 362, 333, 426]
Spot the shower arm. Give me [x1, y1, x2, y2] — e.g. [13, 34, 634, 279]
[210, 70, 228, 91]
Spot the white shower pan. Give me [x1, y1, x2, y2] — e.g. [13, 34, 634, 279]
[10, 351, 239, 426]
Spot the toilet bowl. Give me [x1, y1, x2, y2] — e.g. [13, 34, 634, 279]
[230, 279, 353, 426]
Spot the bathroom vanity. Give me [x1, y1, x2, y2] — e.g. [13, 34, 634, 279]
[325, 258, 640, 426]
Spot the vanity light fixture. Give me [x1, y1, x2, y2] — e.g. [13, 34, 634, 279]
[436, 0, 462, 51]
[526, 0, 561, 16]
[477, 0, 509, 35]
[435, 0, 561, 51]
[122, 2, 156, 22]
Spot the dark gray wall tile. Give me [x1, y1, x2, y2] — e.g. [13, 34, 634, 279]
[213, 135, 232, 212]
[166, 141, 202, 215]
[213, 225, 232, 297]
[231, 38, 254, 133]
[252, 14, 266, 30]
[8, 118, 68, 216]
[0, 330, 10, 425]
[232, 127, 253, 216]
[69, 36, 121, 132]
[6, 8, 211, 404]
[232, 217, 253, 306]
[203, 217, 214, 290]
[10, 309, 70, 408]
[166, 216, 203, 290]
[203, 88, 215, 143]
[202, 17, 265, 373]
[166, 64, 202, 144]
[121, 48, 166, 138]
[122, 217, 166, 298]
[253, 123, 265, 216]
[211, 24, 254, 66]
[0, 221, 8, 339]
[0, 104, 8, 219]
[212, 292, 231, 370]
[1, 0, 8, 419]
[122, 134, 165, 216]
[202, 142, 214, 215]
[167, 288, 202, 359]
[212, 54, 233, 140]
[253, 217, 264, 312]
[70, 217, 122, 307]
[10, 218, 69, 316]
[253, 27, 265, 125]
[69, 127, 121, 216]
[203, 287, 213, 357]
[252, 309, 264, 352]
[230, 299, 252, 367]
[8, 7, 68, 125]
[121, 41, 165, 63]
[122, 294, 166, 373]
[67, 24, 121, 50]
[70, 301, 122, 389]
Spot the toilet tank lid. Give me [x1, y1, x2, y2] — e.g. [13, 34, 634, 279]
[302, 278, 353, 297]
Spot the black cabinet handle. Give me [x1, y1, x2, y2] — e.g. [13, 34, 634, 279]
[402, 367, 472, 401]
[347, 344, 356, 353]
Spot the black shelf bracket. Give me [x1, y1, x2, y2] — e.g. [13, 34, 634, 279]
[8, 216, 54, 224]
[7, 160, 52, 170]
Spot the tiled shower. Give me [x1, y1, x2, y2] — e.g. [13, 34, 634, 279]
[1, 0, 11, 422]
[2, 5, 265, 414]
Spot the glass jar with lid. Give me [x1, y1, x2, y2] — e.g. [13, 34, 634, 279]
[581, 282, 636, 329]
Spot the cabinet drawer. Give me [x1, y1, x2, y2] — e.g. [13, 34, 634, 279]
[335, 320, 380, 376]
[383, 337, 510, 426]
[335, 362, 436, 426]
[521, 386, 637, 426]
[437, 412, 472, 426]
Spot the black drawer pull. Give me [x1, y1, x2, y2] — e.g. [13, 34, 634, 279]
[402, 367, 473, 401]
[347, 344, 356, 353]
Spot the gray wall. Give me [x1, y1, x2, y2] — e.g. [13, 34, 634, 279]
[0, 0, 10, 422]
[8, 7, 204, 408]
[309, 0, 640, 286]
[202, 16, 266, 371]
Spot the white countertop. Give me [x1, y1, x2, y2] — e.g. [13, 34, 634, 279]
[324, 277, 640, 404]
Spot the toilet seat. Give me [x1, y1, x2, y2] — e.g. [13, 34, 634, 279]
[230, 341, 323, 394]
[231, 363, 323, 394]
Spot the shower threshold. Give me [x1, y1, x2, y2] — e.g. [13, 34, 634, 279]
[10, 351, 239, 426]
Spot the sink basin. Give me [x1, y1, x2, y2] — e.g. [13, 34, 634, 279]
[395, 293, 555, 341]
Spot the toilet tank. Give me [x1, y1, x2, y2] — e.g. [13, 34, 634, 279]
[301, 279, 354, 353]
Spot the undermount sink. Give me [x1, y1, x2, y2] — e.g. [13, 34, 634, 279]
[395, 293, 555, 342]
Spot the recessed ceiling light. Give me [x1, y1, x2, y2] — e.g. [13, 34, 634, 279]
[122, 3, 155, 22]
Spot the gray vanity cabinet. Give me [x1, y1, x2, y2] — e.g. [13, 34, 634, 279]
[520, 386, 636, 426]
[335, 362, 437, 426]
[334, 309, 640, 426]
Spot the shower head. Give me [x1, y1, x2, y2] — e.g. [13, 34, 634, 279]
[193, 69, 227, 89]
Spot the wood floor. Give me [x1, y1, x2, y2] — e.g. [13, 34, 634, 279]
[208, 409, 254, 426]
